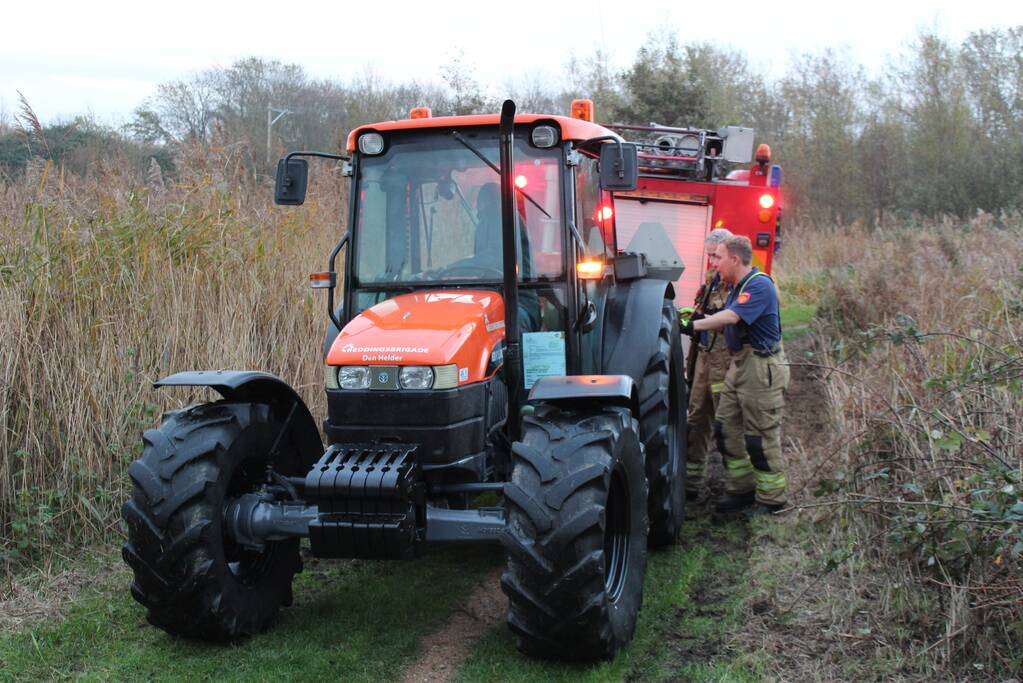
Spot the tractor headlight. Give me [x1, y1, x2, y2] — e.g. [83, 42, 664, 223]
[531, 125, 559, 148]
[358, 133, 385, 155]
[399, 366, 434, 390]
[338, 366, 371, 390]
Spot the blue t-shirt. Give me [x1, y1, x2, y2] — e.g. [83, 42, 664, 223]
[723, 269, 782, 352]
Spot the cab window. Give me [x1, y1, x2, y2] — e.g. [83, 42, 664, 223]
[574, 153, 617, 259]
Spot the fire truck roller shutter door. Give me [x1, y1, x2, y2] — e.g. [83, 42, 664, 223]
[615, 200, 711, 304]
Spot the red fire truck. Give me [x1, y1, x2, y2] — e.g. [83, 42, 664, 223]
[572, 100, 782, 307]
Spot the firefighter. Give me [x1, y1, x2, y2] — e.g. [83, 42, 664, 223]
[682, 235, 789, 516]
[684, 228, 733, 500]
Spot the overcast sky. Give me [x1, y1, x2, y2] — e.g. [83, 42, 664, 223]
[2, 0, 1021, 125]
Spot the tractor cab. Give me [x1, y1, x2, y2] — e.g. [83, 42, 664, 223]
[345, 123, 568, 337]
[291, 110, 646, 389]
[350, 127, 562, 292]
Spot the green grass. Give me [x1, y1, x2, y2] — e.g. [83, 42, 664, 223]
[1, 516, 766, 682]
[0, 547, 497, 682]
[781, 300, 817, 342]
[778, 270, 822, 343]
[451, 515, 764, 683]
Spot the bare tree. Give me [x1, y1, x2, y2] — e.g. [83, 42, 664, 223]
[777, 49, 865, 222]
[439, 49, 494, 116]
[561, 47, 626, 122]
[504, 70, 561, 115]
[888, 33, 975, 215]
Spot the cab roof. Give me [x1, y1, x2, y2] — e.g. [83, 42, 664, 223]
[345, 114, 619, 152]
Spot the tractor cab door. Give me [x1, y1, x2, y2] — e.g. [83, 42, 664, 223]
[572, 151, 615, 375]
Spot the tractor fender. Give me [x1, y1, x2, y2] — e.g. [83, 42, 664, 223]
[154, 370, 323, 466]
[528, 374, 639, 417]
[601, 278, 675, 388]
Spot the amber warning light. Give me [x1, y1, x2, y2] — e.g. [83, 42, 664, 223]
[577, 259, 605, 280]
[570, 98, 595, 122]
[309, 272, 336, 289]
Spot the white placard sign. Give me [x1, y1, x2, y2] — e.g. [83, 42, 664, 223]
[522, 331, 567, 388]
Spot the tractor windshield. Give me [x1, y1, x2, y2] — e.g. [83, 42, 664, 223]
[353, 130, 564, 286]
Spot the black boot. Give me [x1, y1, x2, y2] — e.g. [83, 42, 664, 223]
[714, 490, 755, 513]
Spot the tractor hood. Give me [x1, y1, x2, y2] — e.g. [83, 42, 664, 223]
[326, 290, 506, 385]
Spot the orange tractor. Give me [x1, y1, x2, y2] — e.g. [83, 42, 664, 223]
[121, 99, 771, 660]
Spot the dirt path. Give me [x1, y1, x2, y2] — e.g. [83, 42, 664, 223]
[658, 515, 751, 671]
[665, 335, 834, 671]
[398, 567, 505, 683]
[781, 338, 833, 498]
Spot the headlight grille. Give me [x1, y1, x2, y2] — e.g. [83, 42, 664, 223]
[332, 364, 461, 390]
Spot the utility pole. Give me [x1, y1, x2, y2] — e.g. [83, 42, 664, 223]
[267, 106, 291, 166]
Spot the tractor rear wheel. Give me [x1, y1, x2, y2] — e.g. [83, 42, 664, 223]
[641, 298, 688, 546]
[502, 404, 648, 660]
[122, 402, 303, 640]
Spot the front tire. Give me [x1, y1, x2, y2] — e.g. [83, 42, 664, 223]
[122, 402, 303, 640]
[501, 404, 648, 660]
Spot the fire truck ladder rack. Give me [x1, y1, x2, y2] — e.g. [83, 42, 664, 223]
[602, 123, 726, 180]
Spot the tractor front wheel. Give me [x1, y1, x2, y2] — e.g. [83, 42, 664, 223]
[122, 402, 303, 640]
[502, 404, 648, 660]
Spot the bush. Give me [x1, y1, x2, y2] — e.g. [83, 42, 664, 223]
[792, 215, 1023, 673]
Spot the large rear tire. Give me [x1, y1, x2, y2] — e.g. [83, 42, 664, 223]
[501, 404, 648, 660]
[641, 298, 688, 546]
[122, 402, 303, 640]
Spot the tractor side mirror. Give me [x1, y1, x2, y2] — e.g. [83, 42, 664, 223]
[274, 158, 309, 205]
[599, 142, 638, 191]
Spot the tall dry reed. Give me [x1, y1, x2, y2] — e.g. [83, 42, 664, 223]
[0, 145, 347, 573]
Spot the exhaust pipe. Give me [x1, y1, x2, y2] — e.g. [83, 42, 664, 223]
[499, 99, 524, 441]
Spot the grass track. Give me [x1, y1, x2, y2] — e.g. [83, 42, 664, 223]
[451, 515, 762, 683]
[0, 548, 497, 682]
[1, 516, 762, 681]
